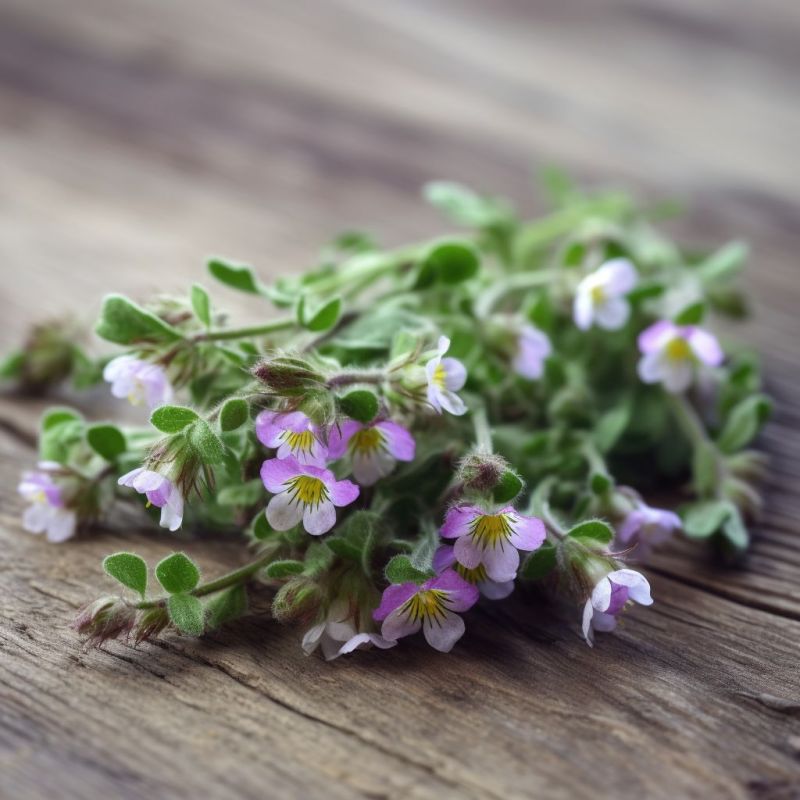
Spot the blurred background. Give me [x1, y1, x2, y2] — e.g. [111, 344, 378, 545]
[1, 0, 798, 349]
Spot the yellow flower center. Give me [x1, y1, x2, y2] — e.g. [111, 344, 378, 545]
[350, 427, 384, 456]
[590, 285, 606, 305]
[433, 363, 448, 388]
[281, 429, 317, 455]
[455, 562, 488, 584]
[285, 475, 328, 507]
[665, 337, 692, 362]
[470, 513, 512, 548]
[401, 589, 449, 623]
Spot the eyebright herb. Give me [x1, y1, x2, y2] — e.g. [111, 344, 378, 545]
[4, 173, 770, 660]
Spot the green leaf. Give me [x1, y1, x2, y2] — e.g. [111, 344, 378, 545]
[590, 471, 613, 495]
[567, 519, 614, 546]
[717, 394, 772, 454]
[385, 555, 431, 585]
[493, 470, 524, 503]
[86, 423, 127, 461]
[167, 593, 205, 636]
[207, 258, 262, 294]
[692, 440, 719, 497]
[150, 405, 199, 434]
[298, 295, 342, 332]
[681, 499, 732, 539]
[338, 389, 379, 424]
[264, 560, 305, 579]
[187, 419, 226, 463]
[216, 479, 264, 507]
[519, 541, 557, 580]
[219, 397, 249, 432]
[721, 507, 749, 550]
[252, 513, 273, 540]
[674, 301, 706, 325]
[592, 402, 631, 453]
[41, 407, 82, 432]
[103, 552, 148, 597]
[698, 241, 747, 285]
[95, 294, 181, 345]
[423, 181, 508, 227]
[303, 542, 335, 577]
[155, 552, 200, 594]
[190, 283, 211, 326]
[0, 350, 24, 380]
[421, 240, 480, 285]
[205, 584, 248, 630]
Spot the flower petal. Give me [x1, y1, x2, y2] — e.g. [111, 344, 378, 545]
[479, 579, 514, 600]
[265, 492, 304, 531]
[376, 421, 416, 462]
[303, 499, 336, 535]
[432, 544, 457, 573]
[594, 296, 630, 330]
[507, 513, 546, 551]
[600, 258, 637, 294]
[480, 543, 520, 583]
[327, 420, 362, 459]
[453, 535, 482, 570]
[427, 569, 479, 611]
[373, 583, 419, 620]
[301, 622, 326, 654]
[573, 290, 593, 331]
[328, 478, 360, 507]
[661, 360, 694, 393]
[440, 505, 481, 539]
[441, 358, 467, 392]
[638, 320, 676, 354]
[422, 610, 465, 653]
[380, 607, 421, 641]
[637, 351, 664, 384]
[337, 633, 397, 656]
[260, 457, 301, 493]
[438, 390, 467, 416]
[688, 327, 724, 366]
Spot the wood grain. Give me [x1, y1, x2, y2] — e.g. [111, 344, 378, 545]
[1, 2, 799, 798]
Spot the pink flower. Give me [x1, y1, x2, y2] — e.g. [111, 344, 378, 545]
[255, 410, 328, 467]
[582, 568, 652, 646]
[302, 600, 396, 660]
[618, 500, 681, 556]
[426, 336, 467, 416]
[513, 324, 552, 380]
[440, 504, 546, 582]
[433, 544, 514, 599]
[573, 258, 638, 331]
[260, 456, 359, 535]
[328, 420, 415, 486]
[373, 570, 479, 652]
[118, 468, 184, 531]
[103, 355, 173, 409]
[17, 466, 76, 543]
[637, 320, 724, 393]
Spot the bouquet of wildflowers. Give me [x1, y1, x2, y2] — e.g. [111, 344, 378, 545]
[5, 176, 770, 658]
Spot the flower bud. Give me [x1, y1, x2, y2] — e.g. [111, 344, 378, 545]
[252, 356, 325, 396]
[133, 606, 171, 644]
[271, 577, 323, 625]
[19, 319, 81, 391]
[72, 596, 136, 647]
[456, 452, 508, 493]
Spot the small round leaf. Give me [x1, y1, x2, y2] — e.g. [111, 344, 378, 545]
[155, 552, 200, 594]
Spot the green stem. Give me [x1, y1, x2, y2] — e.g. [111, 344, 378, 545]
[199, 318, 295, 342]
[474, 270, 560, 319]
[528, 476, 567, 539]
[472, 406, 493, 453]
[668, 392, 709, 447]
[135, 549, 276, 610]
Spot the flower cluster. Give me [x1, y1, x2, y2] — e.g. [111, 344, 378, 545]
[6, 176, 769, 665]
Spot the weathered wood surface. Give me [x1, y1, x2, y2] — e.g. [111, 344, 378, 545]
[1, 1, 799, 798]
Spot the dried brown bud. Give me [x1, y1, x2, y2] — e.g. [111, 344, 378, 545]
[132, 606, 171, 645]
[72, 596, 136, 647]
[457, 452, 508, 493]
[252, 356, 324, 396]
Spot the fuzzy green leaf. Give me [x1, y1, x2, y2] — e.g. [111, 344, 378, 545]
[190, 283, 211, 326]
[338, 389, 379, 424]
[150, 405, 199, 434]
[592, 402, 631, 453]
[673, 301, 706, 325]
[717, 394, 772, 454]
[721, 507, 749, 550]
[566, 519, 614, 546]
[208, 258, 262, 294]
[492, 470, 524, 503]
[385, 555, 431, 585]
[95, 294, 181, 345]
[298, 295, 342, 332]
[156, 552, 200, 594]
[188, 419, 226, 463]
[265, 560, 305, 579]
[219, 397, 249, 432]
[103, 552, 148, 597]
[41, 407, 83, 432]
[0, 350, 24, 380]
[422, 240, 480, 285]
[167, 593, 205, 636]
[216, 479, 264, 507]
[86, 423, 127, 461]
[681, 499, 732, 539]
[205, 584, 248, 630]
[698, 241, 747, 285]
[519, 541, 557, 581]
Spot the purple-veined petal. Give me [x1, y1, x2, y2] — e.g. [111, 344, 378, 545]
[352, 449, 395, 486]
[453, 535, 482, 570]
[609, 569, 653, 605]
[327, 478, 360, 507]
[255, 410, 283, 448]
[303, 500, 337, 535]
[440, 505, 481, 539]
[432, 544, 457, 573]
[480, 543, 520, 583]
[131, 470, 168, 493]
[427, 569, 479, 611]
[479, 579, 514, 600]
[507, 513, 546, 551]
[117, 467, 145, 488]
[381, 607, 421, 641]
[103, 355, 137, 382]
[266, 492, 304, 531]
[373, 583, 419, 620]
[422, 610, 465, 653]
[327, 420, 362, 459]
[376, 421, 416, 462]
[260, 457, 301, 493]
[604, 582, 630, 615]
[159, 489, 184, 532]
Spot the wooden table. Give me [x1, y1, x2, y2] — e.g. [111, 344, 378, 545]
[2, 2, 799, 798]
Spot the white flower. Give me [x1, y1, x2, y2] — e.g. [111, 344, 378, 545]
[512, 324, 552, 380]
[573, 259, 638, 331]
[118, 468, 184, 531]
[17, 467, 77, 543]
[103, 355, 173, 409]
[425, 336, 467, 415]
[302, 601, 396, 660]
[582, 568, 653, 646]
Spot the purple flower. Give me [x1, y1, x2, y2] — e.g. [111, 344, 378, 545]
[573, 258, 638, 331]
[440, 504, 546, 582]
[426, 336, 467, 416]
[373, 570, 479, 652]
[103, 355, 173, 409]
[618, 500, 681, 556]
[260, 456, 359, 535]
[118, 468, 184, 531]
[17, 465, 76, 543]
[433, 544, 514, 599]
[328, 419, 415, 486]
[637, 320, 724, 393]
[255, 410, 328, 467]
[582, 568, 653, 646]
[302, 600, 396, 660]
[513, 324, 552, 380]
